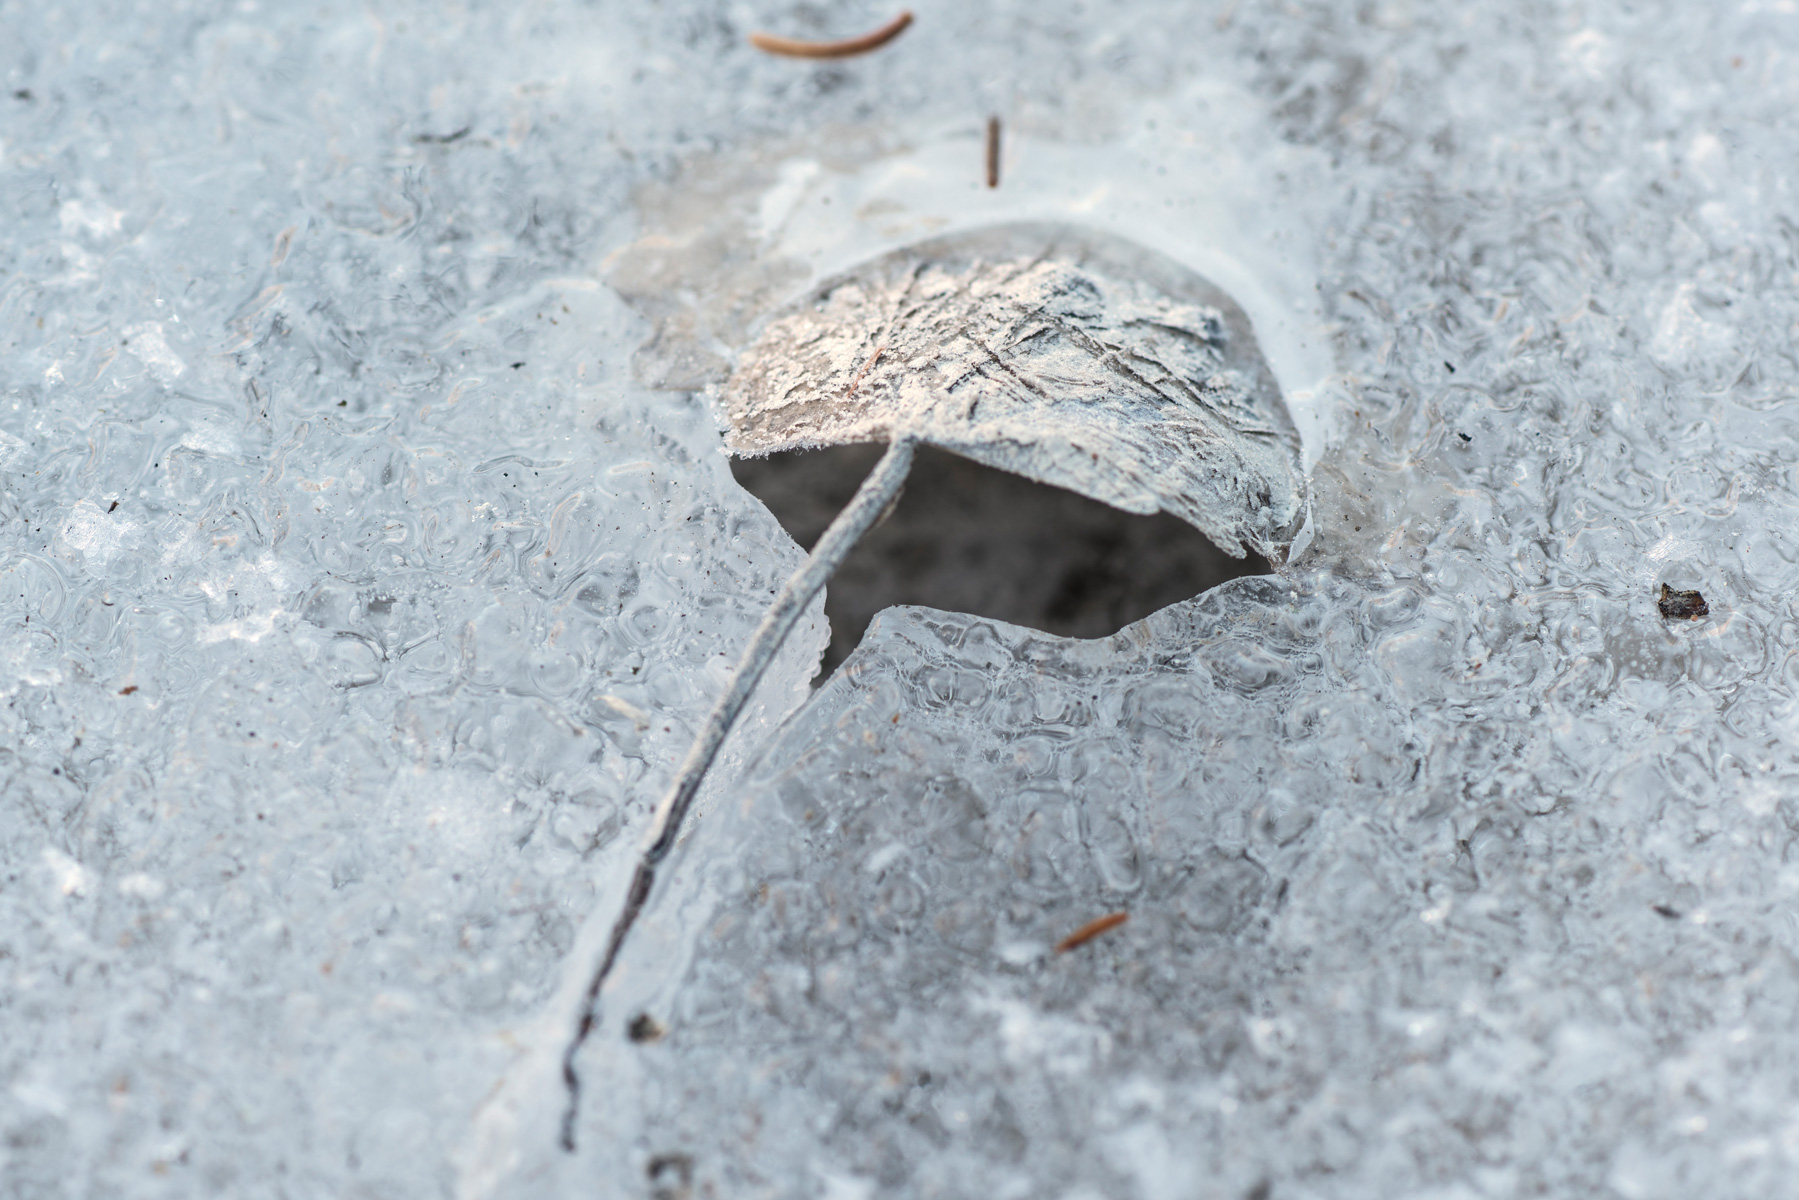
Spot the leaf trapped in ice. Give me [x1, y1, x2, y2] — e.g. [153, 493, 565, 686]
[723, 223, 1307, 559]
[560, 225, 1312, 1147]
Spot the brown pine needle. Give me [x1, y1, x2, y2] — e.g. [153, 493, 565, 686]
[1055, 911, 1129, 953]
[749, 11, 914, 58]
[985, 116, 1001, 188]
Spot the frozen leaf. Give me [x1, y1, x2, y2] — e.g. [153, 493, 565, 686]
[724, 224, 1307, 559]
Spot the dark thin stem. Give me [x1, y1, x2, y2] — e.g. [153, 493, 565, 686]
[558, 437, 918, 1151]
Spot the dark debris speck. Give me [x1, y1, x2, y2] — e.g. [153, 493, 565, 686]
[646, 1152, 693, 1199]
[1657, 583, 1708, 621]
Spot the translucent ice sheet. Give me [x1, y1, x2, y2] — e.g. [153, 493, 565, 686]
[7, 2, 1799, 1199]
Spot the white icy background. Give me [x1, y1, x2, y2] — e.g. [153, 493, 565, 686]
[6, 1, 1799, 1197]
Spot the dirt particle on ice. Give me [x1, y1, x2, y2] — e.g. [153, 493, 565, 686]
[1657, 583, 1709, 621]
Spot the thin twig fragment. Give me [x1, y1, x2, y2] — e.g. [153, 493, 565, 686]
[749, 10, 913, 58]
[846, 345, 885, 396]
[1055, 911, 1129, 953]
[985, 116, 1001, 188]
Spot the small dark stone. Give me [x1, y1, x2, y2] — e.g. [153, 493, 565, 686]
[1657, 583, 1709, 621]
[1652, 904, 1682, 920]
[1457, 432, 1471, 443]
[626, 1012, 665, 1043]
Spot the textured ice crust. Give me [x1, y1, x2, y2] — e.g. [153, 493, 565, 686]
[0, 7, 835, 1196]
[9, 1, 1799, 1199]
[573, 565, 1799, 1198]
[724, 225, 1307, 558]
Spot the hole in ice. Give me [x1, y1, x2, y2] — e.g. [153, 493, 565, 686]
[733, 442, 1269, 676]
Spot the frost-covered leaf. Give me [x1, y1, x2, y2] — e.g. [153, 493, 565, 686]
[725, 224, 1306, 558]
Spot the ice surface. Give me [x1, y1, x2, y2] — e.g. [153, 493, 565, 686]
[7, 2, 1799, 1198]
